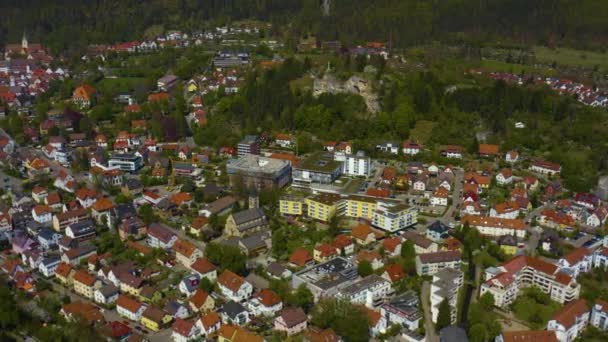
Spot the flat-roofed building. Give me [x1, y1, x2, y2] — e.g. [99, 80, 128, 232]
[430, 268, 463, 324]
[293, 152, 342, 189]
[372, 202, 417, 232]
[291, 257, 357, 301]
[227, 154, 291, 190]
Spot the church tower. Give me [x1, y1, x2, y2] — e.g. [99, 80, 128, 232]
[21, 31, 28, 50]
[248, 188, 259, 209]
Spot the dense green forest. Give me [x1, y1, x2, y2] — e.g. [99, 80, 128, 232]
[2, 0, 608, 53]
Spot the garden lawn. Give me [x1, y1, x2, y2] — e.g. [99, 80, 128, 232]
[510, 288, 561, 329]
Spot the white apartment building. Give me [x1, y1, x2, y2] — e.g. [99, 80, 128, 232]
[547, 299, 589, 342]
[461, 215, 527, 239]
[557, 247, 593, 279]
[415, 251, 462, 276]
[372, 202, 417, 233]
[430, 268, 463, 324]
[335, 151, 371, 177]
[338, 275, 393, 308]
[481, 255, 580, 309]
[590, 299, 608, 331]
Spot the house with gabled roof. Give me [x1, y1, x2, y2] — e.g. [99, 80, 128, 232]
[547, 299, 589, 342]
[217, 270, 253, 302]
[190, 257, 217, 281]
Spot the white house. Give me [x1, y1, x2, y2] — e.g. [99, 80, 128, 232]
[590, 299, 608, 331]
[247, 289, 283, 317]
[94, 284, 119, 305]
[547, 299, 589, 342]
[32, 205, 52, 224]
[505, 151, 519, 163]
[147, 223, 177, 249]
[38, 256, 61, 278]
[402, 141, 421, 156]
[217, 270, 253, 302]
[337, 275, 393, 308]
[172, 318, 200, 342]
[116, 295, 146, 321]
[496, 169, 513, 185]
[557, 247, 593, 279]
[430, 187, 449, 207]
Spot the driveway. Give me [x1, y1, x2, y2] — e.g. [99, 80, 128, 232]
[421, 281, 438, 342]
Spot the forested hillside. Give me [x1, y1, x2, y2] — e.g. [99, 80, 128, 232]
[1, 0, 608, 53]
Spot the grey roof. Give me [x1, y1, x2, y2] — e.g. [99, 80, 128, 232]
[340, 275, 389, 296]
[222, 300, 246, 318]
[124, 178, 143, 190]
[41, 255, 61, 266]
[439, 326, 468, 342]
[267, 262, 287, 277]
[427, 221, 449, 234]
[239, 230, 270, 251]
[98, 284, 119, 297]
[232, 208, 267, 228]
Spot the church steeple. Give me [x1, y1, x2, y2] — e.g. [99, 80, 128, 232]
[21, 31, 28, 50]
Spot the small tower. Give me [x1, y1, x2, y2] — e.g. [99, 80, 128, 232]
[248, 188, 259, 209]
[21, 31, 28, 50]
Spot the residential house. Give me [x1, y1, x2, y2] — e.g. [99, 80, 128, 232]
[313, 244, 338, 263]
[61, 301, 105, 325]
[248, 289, 283, 317]
[590, 299, 608, 331]
[73, 269, 100, 299]
[415, 251, 462, 276]
[147, 223, 177, 249]
[189, 288, 215, 313]
[116, 295, 146, 321]
[430, 187, 449, 206]
[221, 301, 250, 326]
[380, 291, 421, 331]
[530, 160, 562, 176]
[557, 247, 593, 279]
[430, 268, 463, 324]
[32, 204, 52, 224]
[172, 239, 203, 268]
[403, 231, 438, 255]
[496, 169, 513, 185]
[197, 312, 221, 338]
[547, 299, 589, 342]
[172, 318, 200, 342]
[338, 274, 393, 308]
[141, 306, 171, 332]
[462, 215, 527, 239]
[94, 284, 119, 306]
[382, 237, 402, 257]
[179, 274, 201, 297]
[426, 221, 450, 242]
[289, 248, 313, 268]
[190, 257, 217, 281]
[55, 262, 75, 286]
[351, 223, 375, 245]
[217, 270, 253, 302]
[274, 307, 308, 336]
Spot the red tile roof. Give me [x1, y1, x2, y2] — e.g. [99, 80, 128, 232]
[191, 258, 216, 274]
[256, 288, 281, 307]
[501, 331, 557, 342]
[550, 299, 588, 329]
[218, 270, 245, 293]
[289, 248, 312, 267]
[116, 295, 142, 313]
[563, 247, 591, 266]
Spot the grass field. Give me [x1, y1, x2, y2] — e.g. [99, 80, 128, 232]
[534, 46, 608, 71]
[478, 59, 555, 76]
[510, 287, 561, 329]
[97, 77, 147, 94]
[409, 120, 436, 143]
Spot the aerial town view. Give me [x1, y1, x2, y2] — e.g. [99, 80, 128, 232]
[1, 1, 608, 342]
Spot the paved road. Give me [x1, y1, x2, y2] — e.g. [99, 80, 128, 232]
[441, 168, 464, 226]
[420, 281, 438, 342]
